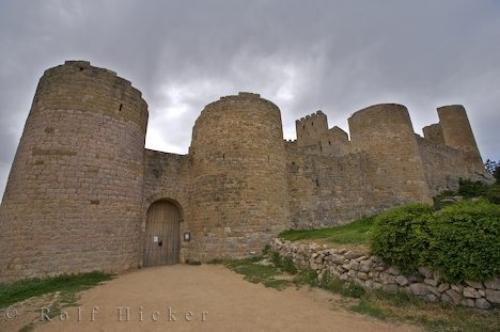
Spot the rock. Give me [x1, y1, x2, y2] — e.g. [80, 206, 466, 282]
[427, 286, 441, 297]
[478, 289, 485, 297]
[372, 282, 382, 290]
[379, 273, 396, 285]
[445, 289, 462, 305]
[339, 273, 349, 281]
[451, 285, 463, 293]
[357, 272, 368, 280]
[344, 251, 364, 259]
[329, 254, 344, 265]
[424, 278, 438, 287]
[485, 289, 500, 304]
[395, 275, 409, 286]
[359, 259, 372, 272]
[374, 266, 386, 272]
[484, 278, 500, 290]
[463, 287, 481, 299]
[475, 298, 491, 310]
[418, 267, 433, 279]
[347, 261, 360, 271]
[409, 283, 429, 296]
[466, 281, 484, 289]
[347, 270, 357, 278]
[437, 283, 450, 293]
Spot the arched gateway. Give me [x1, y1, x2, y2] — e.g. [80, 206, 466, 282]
[143, 201, 181, 266]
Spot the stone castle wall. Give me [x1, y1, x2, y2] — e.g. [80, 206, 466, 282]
[0, 60, 491, 281]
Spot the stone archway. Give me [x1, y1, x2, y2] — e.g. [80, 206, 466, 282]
[143, 200, 181, 266]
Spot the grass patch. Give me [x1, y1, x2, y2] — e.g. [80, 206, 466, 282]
[224, 256, 290, 290]
[0, 271, 112, 309]
[279, 216, 375, 247]
[350, 298, 391, 320]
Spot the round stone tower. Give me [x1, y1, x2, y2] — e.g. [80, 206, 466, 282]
[348, 104, 432, 208]
[437, 105, 484, 173]
[0, 61, 148, 281]
[187, 92, 288, 261]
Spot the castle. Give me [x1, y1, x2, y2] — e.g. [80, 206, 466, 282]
[0, 61, 489, 281]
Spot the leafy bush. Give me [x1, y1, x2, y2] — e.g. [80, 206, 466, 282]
[486, 184, 500, 204]
[371, 200, 500, 283]
[458, 179, 488, 198]
[371, 204, 434, 273]
[425, 200, 500, 283]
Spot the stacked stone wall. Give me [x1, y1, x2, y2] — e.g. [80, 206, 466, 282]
[271, 239, 500, 310]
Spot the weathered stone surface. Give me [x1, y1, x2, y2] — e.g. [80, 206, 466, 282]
[444, 289, 463, 305]
[484, 278, 500, 290]
[485, 289, 500, 304]
[465, 281, 484, 289]
[475, 298, 491, 310]
[395, 275, 409, 286]
[409, 283, 430, 296]
[437, 283, 450, 293]
[329, 254, 345, 265]
[463, 287, 481, 299]
[344, 251, 364, 260]
[357, 272, 369, 281]
[462, 299, 475, 308]
[379, 273, 396, 285]
[424, 278, 438, 287]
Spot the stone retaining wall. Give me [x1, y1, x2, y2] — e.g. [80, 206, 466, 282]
[271, 238, 500, 310]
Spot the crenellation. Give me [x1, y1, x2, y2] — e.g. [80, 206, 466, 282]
[0, 60, 492, 281]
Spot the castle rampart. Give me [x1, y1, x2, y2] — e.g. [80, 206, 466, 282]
[0, 61, 491, 281]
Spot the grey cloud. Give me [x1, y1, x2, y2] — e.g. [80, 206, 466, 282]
[1, 0, 499, 200]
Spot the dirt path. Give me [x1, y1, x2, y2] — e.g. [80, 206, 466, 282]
[23, 265, 419, 331]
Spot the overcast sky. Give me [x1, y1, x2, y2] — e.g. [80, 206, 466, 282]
[1, 0, 499, 200]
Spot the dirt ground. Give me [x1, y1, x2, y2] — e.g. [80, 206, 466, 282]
[3, 265, 420, 332]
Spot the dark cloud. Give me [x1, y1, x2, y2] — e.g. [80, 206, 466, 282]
[1, 0, 499, 198]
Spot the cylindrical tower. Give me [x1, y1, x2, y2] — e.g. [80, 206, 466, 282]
[348, 104, 432, 208]
[187, 92, 288, 261]
[437, 105, 484, 173]
[0, 61, 148, 281]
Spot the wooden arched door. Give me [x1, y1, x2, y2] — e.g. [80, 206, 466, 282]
[143, 201, 180, 266]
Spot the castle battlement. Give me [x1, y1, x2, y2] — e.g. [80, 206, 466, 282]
[0, 61, 490, 282]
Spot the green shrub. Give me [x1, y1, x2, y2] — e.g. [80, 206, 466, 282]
[371, 204, 434, 273]
[425, 200, 500, 283]
[486, 184, 500, 204]
[270, 251, 297, 274]
[458, 179, 488, 198]
[494, 166, 500, 183]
